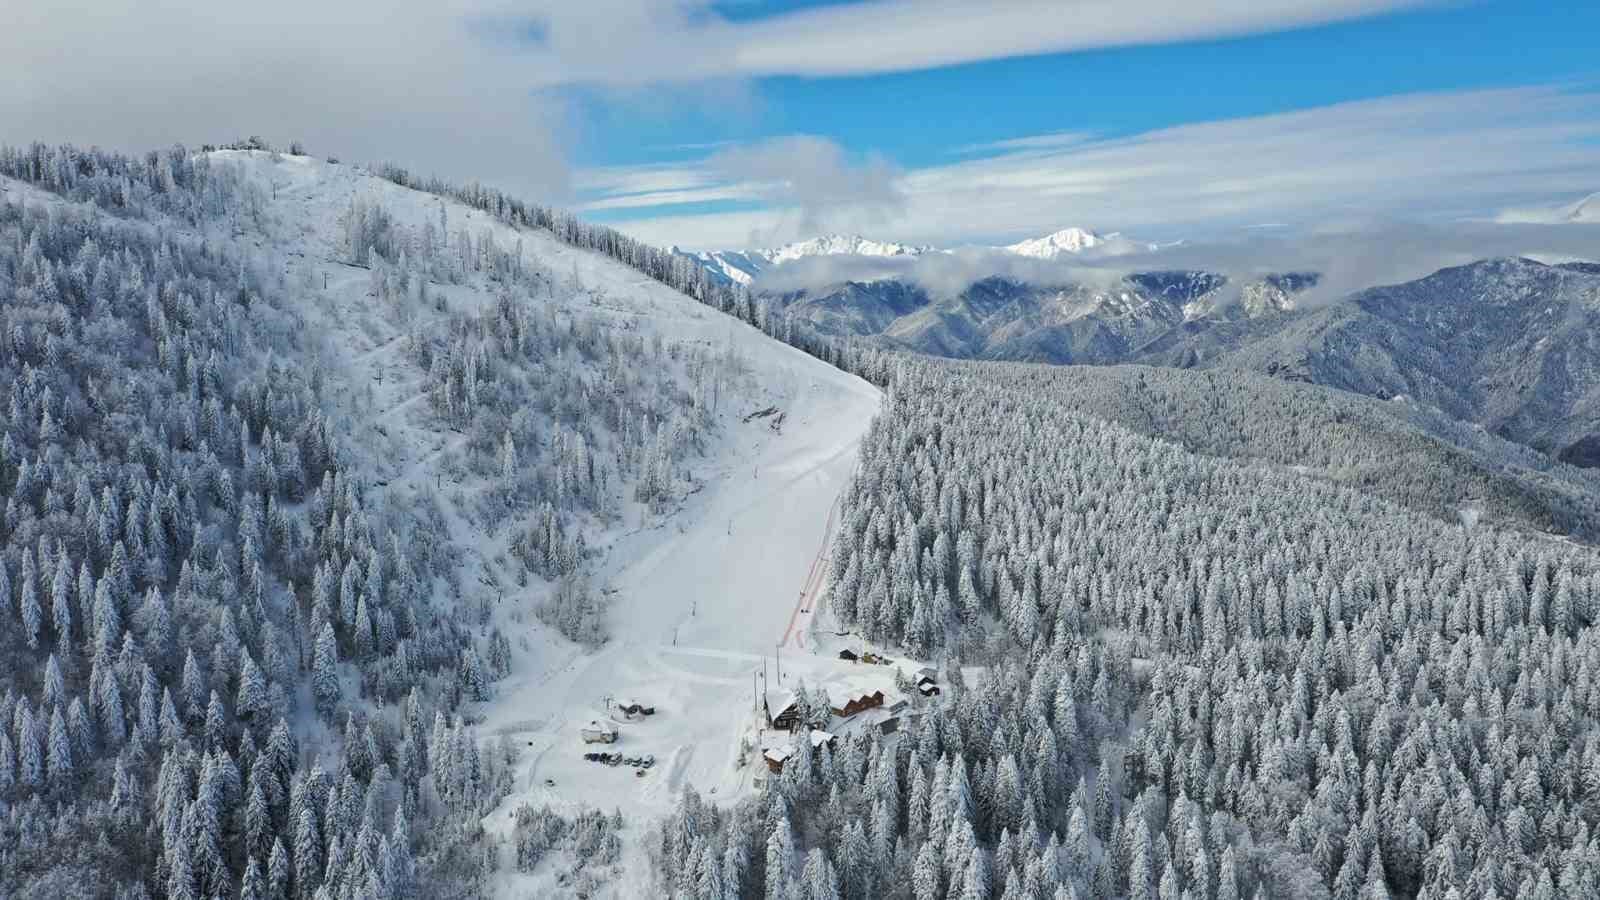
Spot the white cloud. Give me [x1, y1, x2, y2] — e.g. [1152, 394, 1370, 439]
[611, 208, 791, 251]
[605, 85, 1600, 250]
[1496, 191, 1600, 224]
[575, 135, 907, 243]
[518, 0, 1434, 85]
[0, 0, 572, 199]
[744, 218, 1600, 306]
[708, 136, 905, 232]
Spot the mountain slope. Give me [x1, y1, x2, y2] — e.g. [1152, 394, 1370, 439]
[775, 270, 1316, 364]
[1025, 363, 1600, 540]
[1178, 258, 1600, 461]
[0, 144, 879, 897]
[772, 255, 1600, 470]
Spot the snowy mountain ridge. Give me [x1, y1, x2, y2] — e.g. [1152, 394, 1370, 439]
[679, 226, 1129, 287]
[1002, 226, 1108, 258]
[1566, 191, 1600, 222]
[675, 233, 936, 286]
[766, 233, 936, 263]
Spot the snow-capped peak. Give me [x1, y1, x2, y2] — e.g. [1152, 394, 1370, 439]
[766, 233, 934, 264]
[1004, 227, 1107, 259]
[1566, 191, 1600, 223]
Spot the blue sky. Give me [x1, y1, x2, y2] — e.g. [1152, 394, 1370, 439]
[5, 0, 1599, 252]
[576, 1, 1598, 170]
[550, 0, 1600, 249]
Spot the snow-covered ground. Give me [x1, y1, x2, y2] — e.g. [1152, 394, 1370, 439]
[472, 307, 879, 813]
[182, 153, 883, 892]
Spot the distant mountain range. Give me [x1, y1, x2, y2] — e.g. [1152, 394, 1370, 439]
[673, 233, 937, 286]
[675, 226, 1126, 287]
[679, 227, 1600, 467]
[760, 263, 1322, 365]
[1156, 257, 1600, 466]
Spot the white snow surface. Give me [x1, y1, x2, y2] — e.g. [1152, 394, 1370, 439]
[475, 331, 878, 810]
[681, 233, 935, 286]
[1003, 226, 1107, 258]
[765, 233, 935, 263]
[683, 226, 1162, 289]
[124, 152, 880, 895]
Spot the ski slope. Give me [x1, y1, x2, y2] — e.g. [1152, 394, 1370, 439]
[172, 152, 880, 892]
[474, 308, 879, 815]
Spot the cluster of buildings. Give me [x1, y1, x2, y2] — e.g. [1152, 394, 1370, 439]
[757, 666, 941, 775]
[578, 697, 657, 744]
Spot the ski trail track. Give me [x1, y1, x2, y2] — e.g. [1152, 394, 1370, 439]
[470, 273, 880, 834]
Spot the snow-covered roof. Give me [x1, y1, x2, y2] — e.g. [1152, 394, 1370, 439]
[824, 683, 886, 709]
[833, 705, 899, 737]
[580, 719, 617, 735]
[762, 729, 833, 764]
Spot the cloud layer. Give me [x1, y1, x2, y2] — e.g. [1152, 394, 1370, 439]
[520, 0, 1433, 84]
[604, 85, 1600, 250]
[1, 0, 572, 199]
[748, 219, 1600, 308]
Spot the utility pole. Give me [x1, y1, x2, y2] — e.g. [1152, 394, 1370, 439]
[775, 642, 782, 682]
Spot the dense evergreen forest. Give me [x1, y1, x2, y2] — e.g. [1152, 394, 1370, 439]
[648, 358, 1600, 900]
[4, 139, 1599, 900]
[0, 140, 779, 898]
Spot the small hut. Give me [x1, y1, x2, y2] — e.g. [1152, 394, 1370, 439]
[765, 690, 801, 731]
[580, 720, 618, 744]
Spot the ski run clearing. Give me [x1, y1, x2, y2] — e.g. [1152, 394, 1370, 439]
[184, 153, 883, 892]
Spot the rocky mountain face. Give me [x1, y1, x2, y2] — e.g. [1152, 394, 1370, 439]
[770, 269, 1318, 364]
[1181, 258, 1600, 464]
[769, 257, 1600, 467]
[683, 226, 1600, 468]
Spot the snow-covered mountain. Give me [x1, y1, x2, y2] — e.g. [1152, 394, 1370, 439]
[1002, 226, 1107, 258]
[1496, 189, 1600, 224]
[0, 143, 881, 896]
[1163, 257, 1600, 464]
[682, 227, 1141, 287]
[767, 233, 934, 263]
[673, 246, 769, 286]
[1565, 191, 1600, 222]
[677, 232, 934, 286]
[768, 269, 1319, 363]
